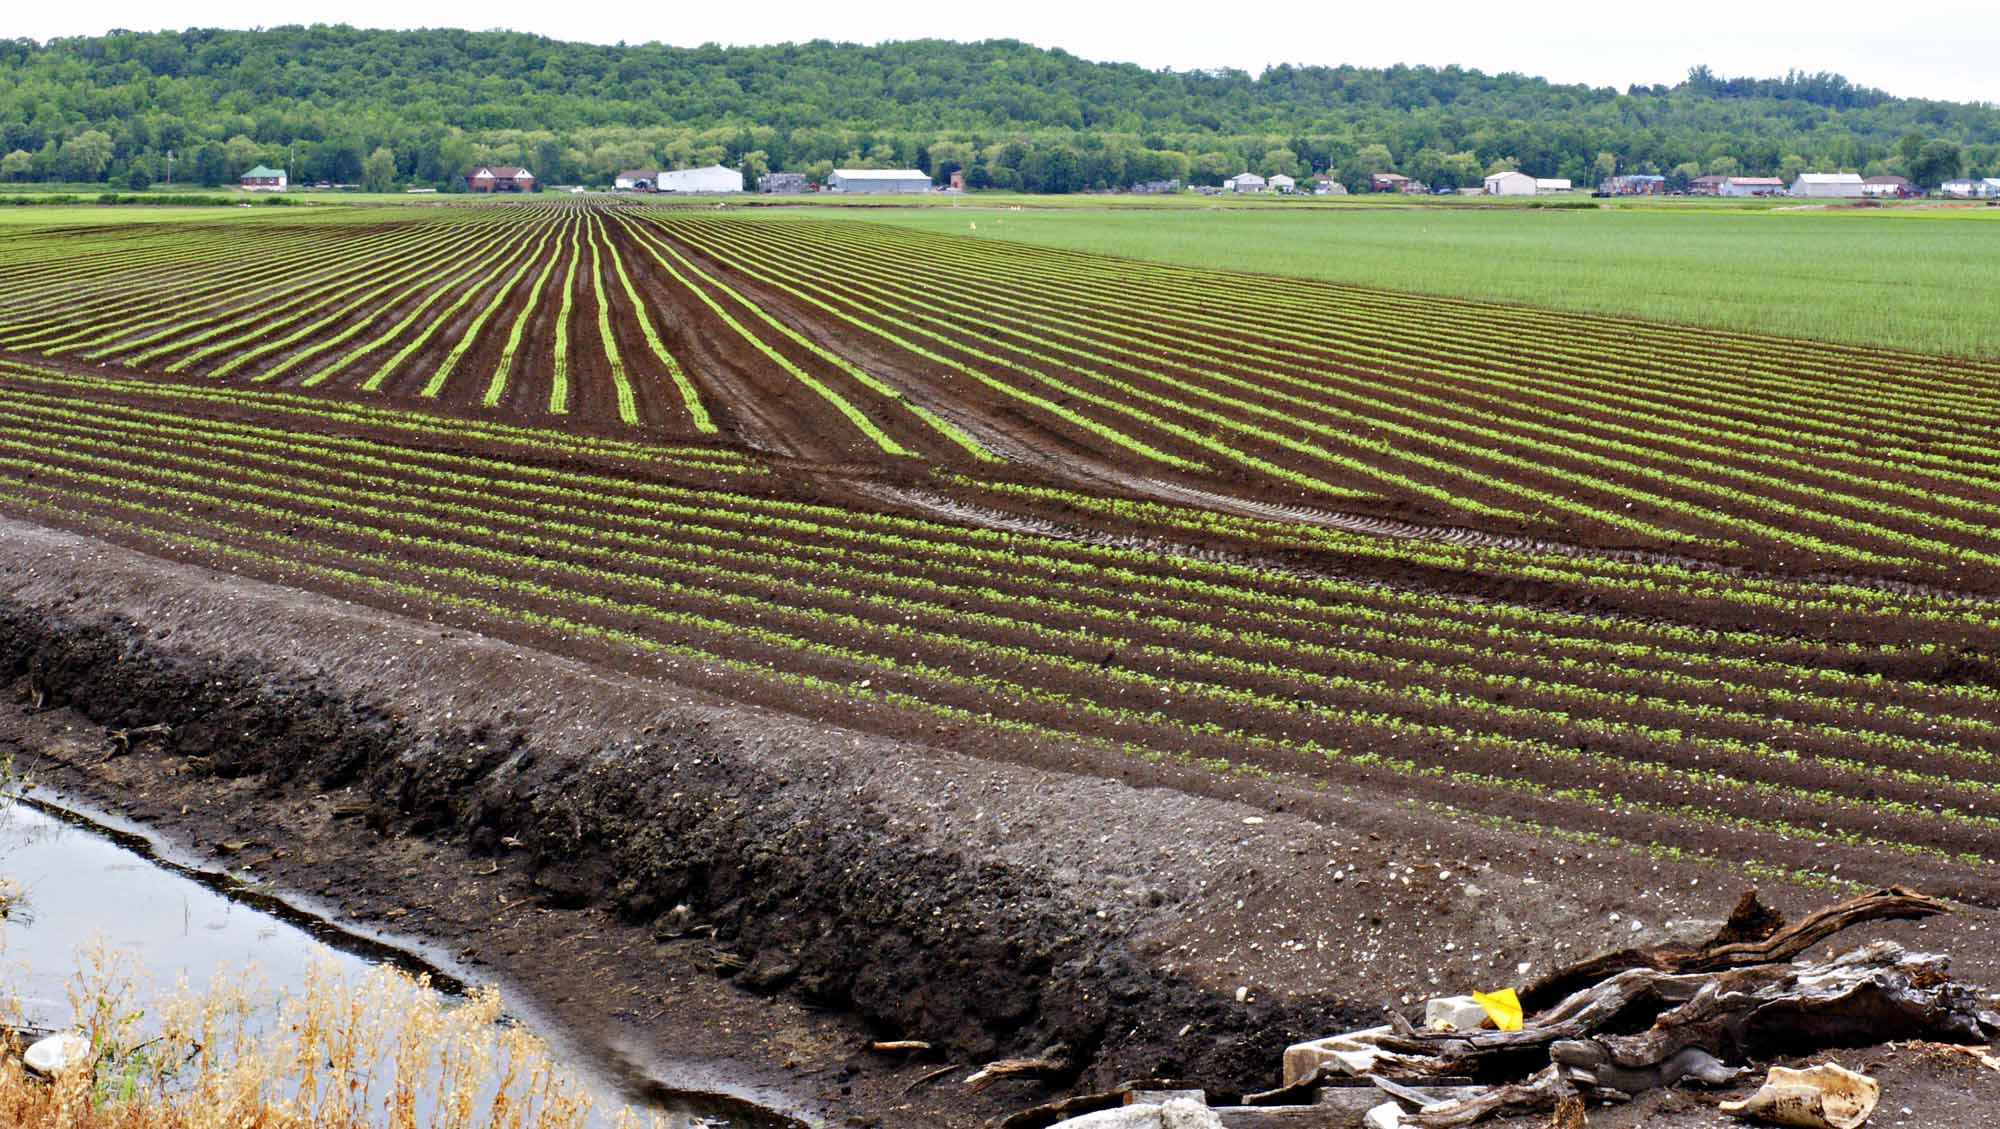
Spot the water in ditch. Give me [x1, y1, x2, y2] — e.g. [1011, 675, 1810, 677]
[0, 792, 808, 1128]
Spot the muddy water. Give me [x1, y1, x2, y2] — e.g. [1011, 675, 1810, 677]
[0, 793, 807, 1129]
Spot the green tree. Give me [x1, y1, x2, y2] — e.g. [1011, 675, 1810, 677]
[1909, 139, 1963, 188]
[1436, 150, 1485, 190]
[0, 148, 30, 180]
[61, 129, 114, 180]
[1259, 147, 1299, 178]
[1356, 143, 1395, 176]
[222, 134, 261, 178]
[362, 145, 398, 192]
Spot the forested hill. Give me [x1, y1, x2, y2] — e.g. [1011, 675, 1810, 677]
[2, 26, 1995, 192]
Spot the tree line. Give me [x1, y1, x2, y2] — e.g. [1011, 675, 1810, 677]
[0, 27, 1994, 193]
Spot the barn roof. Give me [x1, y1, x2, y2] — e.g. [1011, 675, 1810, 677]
[831, 168, 928, 180]
[242, 165, 285, 178]
[1795, 172, 1864, 184]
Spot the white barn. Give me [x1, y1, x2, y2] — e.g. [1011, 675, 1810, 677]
[827, 169, 931, 194]
[1225, 172, 1267, 193]
[1719, 177, 1786, 197]
[657, 165, 744, 193]
[1267, 173, 1297, 194]
[1790, 172, 1865, 198]
[1483, 170, 1536, 196]
[1534, 178, 1573, 194]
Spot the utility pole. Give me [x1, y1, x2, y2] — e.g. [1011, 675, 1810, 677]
[164, 149, 174, 187]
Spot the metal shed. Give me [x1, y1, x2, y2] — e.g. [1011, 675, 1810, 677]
[656, 165, 744, 193]
[827, 169, 931, 194]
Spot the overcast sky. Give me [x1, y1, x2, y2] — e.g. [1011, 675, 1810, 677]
[13, 1, 1998, 106]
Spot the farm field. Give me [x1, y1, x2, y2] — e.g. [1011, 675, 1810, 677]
[860, 202, 2000, 356]
[2, 198, 2000, 914]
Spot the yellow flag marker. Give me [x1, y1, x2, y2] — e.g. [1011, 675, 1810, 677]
[1473, 987, 1524, 1031]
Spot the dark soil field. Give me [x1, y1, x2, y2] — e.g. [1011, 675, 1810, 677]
[0, 202, 1997, 1126]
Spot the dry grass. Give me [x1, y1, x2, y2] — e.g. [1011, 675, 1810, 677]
[0, 940, 657, 1129]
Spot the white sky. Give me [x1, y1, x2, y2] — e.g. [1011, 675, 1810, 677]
[14, 1, 2000, 106]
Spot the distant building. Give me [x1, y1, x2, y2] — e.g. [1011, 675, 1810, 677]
[240, 165, 287, 191]
[1791, 172, 1866, 198]
[614, 170, 659, 191]
[1267, 173, 1297, 194]
[657, 165, 744, 193]
[468, 166, 535, 193]
[761, 172, 810, 195]
[1949, 178, 2000, 198]
[1535, 178, 1573, 194]
[1861, 175, 1912, 198]
[1369, 172, 1412, 193]
[1719, 176, 1786, 197]
[1225, 172, 1267, 193]
[1130, 179, 1182, 194]
[826, 169, 931, 194]
[1600, 174, 1666, 196]
[1688, 175, 1728, 196]
[1483, 170, 1537, 196]
[1310, 174, 1348, 196]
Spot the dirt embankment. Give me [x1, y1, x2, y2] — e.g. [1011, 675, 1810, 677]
[0, 518, 1377, 1124]
[6, 517, 1996, 1127]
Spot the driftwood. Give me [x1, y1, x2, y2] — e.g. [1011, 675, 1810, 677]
[1518, 887, 1949, 1012]
[1411, 1066, 1572, 1128]
[900, 1064, 959, 1095]
[869, 1039, 933, 1053]
[1380, 941, 1997, 1086]
[968, 1044, 1071, 1094]
[104, 722, 172, 758]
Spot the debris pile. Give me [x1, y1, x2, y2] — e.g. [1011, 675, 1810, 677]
[1015, 886, 1999, 1128]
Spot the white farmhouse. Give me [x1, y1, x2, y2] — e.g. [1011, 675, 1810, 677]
[1790, 172, 1866, 198]
[657, 165, 744, 193]
[1483, 170, 1536, 196]
[1225, 172, 1267, 193]
[826, 169, 932, 193]
[1267, 173, 1297, 194]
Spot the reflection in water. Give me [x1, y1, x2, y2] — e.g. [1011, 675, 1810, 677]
[0, 795, 805, 1129]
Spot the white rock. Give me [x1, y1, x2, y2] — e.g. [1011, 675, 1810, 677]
[1363, 1101, 1406, 1129]
[1281, 1025, 1398, 1085]
[1053, 1099, 1222, 1129]
[1424, 995, 1489, 1031]
[24, 1032, 90, 1077]
[1160, 1100, 1224, 1129]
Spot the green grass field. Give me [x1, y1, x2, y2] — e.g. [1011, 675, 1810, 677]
[857, 202, 2000, 357]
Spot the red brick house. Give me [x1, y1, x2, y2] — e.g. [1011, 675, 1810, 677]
[468, 166, 536, 193]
